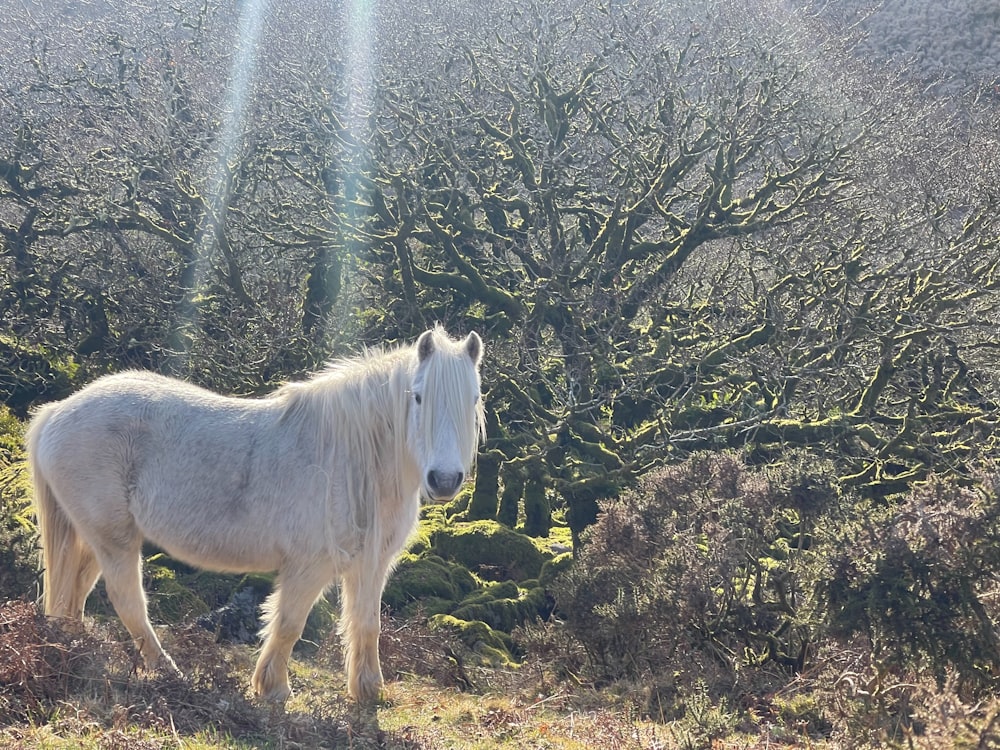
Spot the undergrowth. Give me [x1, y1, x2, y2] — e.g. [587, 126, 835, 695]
[6, 431, 1000, 747]
[5, 595, 1000, 747]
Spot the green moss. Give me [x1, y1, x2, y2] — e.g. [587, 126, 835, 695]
[774, 694, 831, 735]
[233, 572, 275, 599]
[459, 580, 519, 605]
[451, 584, 550, 632]
[145, 563, 212, 622]
[539, 552, 573, 588]
[406, 504, 451, 555]
[429, 614, 517, 667]
[0, 407, 38, 600]
[432, 520, 547, 581]
[383, 554, 477, 617]
[301, 595, 336, 649]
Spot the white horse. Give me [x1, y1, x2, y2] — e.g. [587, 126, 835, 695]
[27, 325, 484, 703]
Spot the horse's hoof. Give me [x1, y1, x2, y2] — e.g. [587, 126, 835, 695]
[349, 677, 384, 705]
[153, 653, 184, 679]
[260, 684, 292, 703]
[52, 617, 87, 637]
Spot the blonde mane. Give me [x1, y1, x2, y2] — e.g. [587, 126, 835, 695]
[274, 345, 415, 534]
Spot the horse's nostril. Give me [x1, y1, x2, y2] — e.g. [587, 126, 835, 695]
[427, 470, 463, 496]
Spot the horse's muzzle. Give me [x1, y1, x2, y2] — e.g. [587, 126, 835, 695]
[426, 470, 464, 500]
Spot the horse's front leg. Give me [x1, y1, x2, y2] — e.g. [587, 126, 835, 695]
[252, 568, 330, 703]
[340, 558, 392, 703]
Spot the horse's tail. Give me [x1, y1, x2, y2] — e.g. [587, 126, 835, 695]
[26, 404, 78, 616]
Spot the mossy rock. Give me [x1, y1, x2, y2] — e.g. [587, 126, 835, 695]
[459, 580, 519, 605]
[146, 552, 265, 611]
[184, 570, 264, 610]
[383, 554, 477, 617]
[432, 520, 547, 581]
[301, 594, 336, 651]
[539, 552, 573, 588]
[223, 572, 332, 650]
[429, 613, 517, 667]
[406, 506, 448, 555]
[451, 582, 550, 632]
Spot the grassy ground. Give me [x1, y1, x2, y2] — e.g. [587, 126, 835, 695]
[3, 598, 998, 749]
[0, 598, 774, 749]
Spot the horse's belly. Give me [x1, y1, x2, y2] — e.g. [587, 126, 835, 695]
[162, 539, 280, 574]
[132, 488, 288, 574]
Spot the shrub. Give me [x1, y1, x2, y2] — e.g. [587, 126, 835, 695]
[827, 471, 1000, 696]
[0, 407, 38, 601]
[552, 450, 841, 681]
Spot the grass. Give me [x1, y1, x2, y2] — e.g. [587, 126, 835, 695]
[4, 598, 999, 749]
[0, 599, 667, 749]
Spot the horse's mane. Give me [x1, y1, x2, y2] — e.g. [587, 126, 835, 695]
[273, 344, 415, 535]
[271, 328, 484, 535]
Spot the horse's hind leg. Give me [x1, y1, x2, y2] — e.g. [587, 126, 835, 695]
[252, 568, 330, 702]
[66, 541, 101, 621]
[95, 538, 181, 676]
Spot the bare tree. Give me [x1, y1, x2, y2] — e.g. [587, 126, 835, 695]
[3, 0, 998, 545]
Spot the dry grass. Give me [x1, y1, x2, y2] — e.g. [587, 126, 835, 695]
[3, 598, 998, 749]
[0, 598, 669, 749]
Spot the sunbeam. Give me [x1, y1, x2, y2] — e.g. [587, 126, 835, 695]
[329, 0, 377, 332]
[168, 0, 269, 374]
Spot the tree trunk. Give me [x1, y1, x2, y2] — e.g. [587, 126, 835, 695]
[523, 476, 551, 538]
[497, 469, 523, 529]
[468, 449, 501, 520]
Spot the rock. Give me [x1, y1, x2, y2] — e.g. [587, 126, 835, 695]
[196, 587, 262, 644]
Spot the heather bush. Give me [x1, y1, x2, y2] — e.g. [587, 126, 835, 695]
[827, 470, 1000, 696]
[553, 450, 843, 681]
[555, 447, 1000, 715]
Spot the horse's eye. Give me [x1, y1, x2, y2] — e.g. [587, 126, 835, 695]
[414, 392, 422, 405]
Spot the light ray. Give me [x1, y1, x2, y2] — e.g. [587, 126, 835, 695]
[326, 0, 377, 339]
[169, 0, 268, 374]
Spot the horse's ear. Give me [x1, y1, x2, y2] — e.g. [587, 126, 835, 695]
[417, 329, 435, 363]
[465, 331, 483, 366]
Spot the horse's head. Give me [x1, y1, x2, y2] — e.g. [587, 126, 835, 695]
[409, 326, 485, 502]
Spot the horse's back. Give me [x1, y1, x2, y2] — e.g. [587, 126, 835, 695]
[29, 371, 310, 571]
[32, 371, 233, 473]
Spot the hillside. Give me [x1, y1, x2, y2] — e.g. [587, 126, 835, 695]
[808, 0, 1000, 95]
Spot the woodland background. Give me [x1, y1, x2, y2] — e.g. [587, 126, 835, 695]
[2, 0, 1000, 747]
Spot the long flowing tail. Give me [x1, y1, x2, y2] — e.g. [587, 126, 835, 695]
[26, 405, 79, 616]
